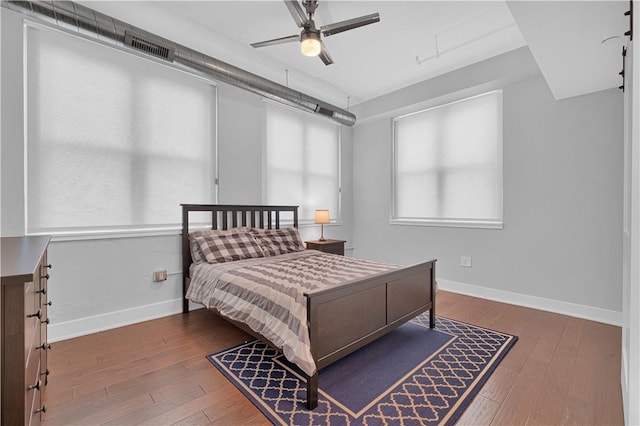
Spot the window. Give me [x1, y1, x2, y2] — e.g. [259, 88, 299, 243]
[264, 101, 340, 223]
[25, 24, 217, 236]
[392, 90, 503, 228]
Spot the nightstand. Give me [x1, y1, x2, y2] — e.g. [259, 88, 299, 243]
[305, 239, 346, 256]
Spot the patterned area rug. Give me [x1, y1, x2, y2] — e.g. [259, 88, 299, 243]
[207, 314, 517, 425]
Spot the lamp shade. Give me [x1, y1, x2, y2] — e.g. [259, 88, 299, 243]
[314, 209, 330, 224]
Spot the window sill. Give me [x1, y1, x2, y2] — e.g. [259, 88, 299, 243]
[389, 219, 503, 230]
[32, 220, 345, 242]
[28, 227, 182, 242]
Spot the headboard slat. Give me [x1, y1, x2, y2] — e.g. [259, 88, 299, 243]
[180, 204, 299, 313]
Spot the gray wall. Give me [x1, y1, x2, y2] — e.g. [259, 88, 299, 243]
[351, 47, 623, 314]
[1, 8, 353, 339]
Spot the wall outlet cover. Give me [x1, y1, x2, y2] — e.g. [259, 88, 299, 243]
[460, 256, 472, 268]
[153, 270, 168, 282]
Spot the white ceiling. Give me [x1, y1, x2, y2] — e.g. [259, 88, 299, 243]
[508, 1, 628, 100]
[81, 1, 629, 109]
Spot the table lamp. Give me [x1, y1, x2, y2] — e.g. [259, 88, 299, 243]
[314, 209, 330, 241]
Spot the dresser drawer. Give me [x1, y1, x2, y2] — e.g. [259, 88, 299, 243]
[25, 281, 41, 357]
[322, 245, 344, 255]
[38, 255, 51, 388]
[25, 351, 41, 425]
[305, 239, 346, 256]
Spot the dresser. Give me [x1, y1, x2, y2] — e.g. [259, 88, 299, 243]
[305, 239, 346, 256]
[1, 236, 52, 426]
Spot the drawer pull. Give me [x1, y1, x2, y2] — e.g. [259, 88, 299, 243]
[36, 343, 52, 351]
[46, 264, 52, 269]
[41, 273, 50, 280]
[38, 288, 47, 295]
[46, 300, 53, 306]
[41, 368, 50, 386]
[35, 405, 47, 414]
[27, 380, 42, 391]
[27, 309, 42, 319]
[42, 318, 50, 325]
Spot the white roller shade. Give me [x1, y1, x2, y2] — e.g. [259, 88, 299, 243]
[265, 102, 340, 222]
[393, 90, 503, 228]
[25, 24, 217, 235]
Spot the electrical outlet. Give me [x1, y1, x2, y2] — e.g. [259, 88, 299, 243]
[153, 270, 168, 282]
[460, 256, 472, 268]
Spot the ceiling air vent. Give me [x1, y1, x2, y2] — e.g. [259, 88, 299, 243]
[315, 105, 334, 118]
[124, 31, 175, 62]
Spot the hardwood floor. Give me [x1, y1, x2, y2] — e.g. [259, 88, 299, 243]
[43, 291, 624, 425]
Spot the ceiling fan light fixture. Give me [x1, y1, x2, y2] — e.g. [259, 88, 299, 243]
[250, 1, 380, 65]
[300, 31, 321, 57]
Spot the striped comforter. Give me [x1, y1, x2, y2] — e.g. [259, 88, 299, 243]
[186, 250, 398, 376]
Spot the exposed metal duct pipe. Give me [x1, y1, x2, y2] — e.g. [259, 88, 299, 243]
[1, 0, 356, 126]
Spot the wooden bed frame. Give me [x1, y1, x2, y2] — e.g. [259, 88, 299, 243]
[181, 204, 437, 410]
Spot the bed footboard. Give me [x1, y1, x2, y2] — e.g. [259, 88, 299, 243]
[304, 259, 436, 409]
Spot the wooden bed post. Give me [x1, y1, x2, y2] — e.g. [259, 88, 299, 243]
[181, 205, 191, 314]
[430, 262, 437, 329]
[306, 373, 318, 410]
[306, 293, 319, 409]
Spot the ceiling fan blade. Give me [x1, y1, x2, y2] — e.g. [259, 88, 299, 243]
[321, 13, 380, 37]
[250, 34, 300, 48]
[319, 41, 334, 66]
[284, 0, 308, 28]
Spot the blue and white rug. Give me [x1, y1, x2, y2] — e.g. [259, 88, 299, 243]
[207, 314, 517, 425]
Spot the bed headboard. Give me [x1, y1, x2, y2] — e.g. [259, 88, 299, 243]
[180, 204, 299, 313]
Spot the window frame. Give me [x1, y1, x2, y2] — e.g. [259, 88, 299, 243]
[390, 90, 504, 230]
[22, 21, 219, 241]
[262, 99, 342, 226]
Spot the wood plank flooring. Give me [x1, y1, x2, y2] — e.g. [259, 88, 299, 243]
[43, 291, 624, 425]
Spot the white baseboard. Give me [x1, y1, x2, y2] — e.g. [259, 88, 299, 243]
[438, 279, 622, 326]
[48, 298, 203, 342]
[49, 280, 622, 343]
[621, 346, 628, 421]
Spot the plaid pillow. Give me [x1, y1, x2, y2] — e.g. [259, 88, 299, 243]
[188, 228, 250, 264]
[194, 231, 264, 263]
[250, 227, 306, 256]
[189, 238, 206, 264]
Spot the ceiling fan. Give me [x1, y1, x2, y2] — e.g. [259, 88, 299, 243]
[250, 0, 380, 65]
